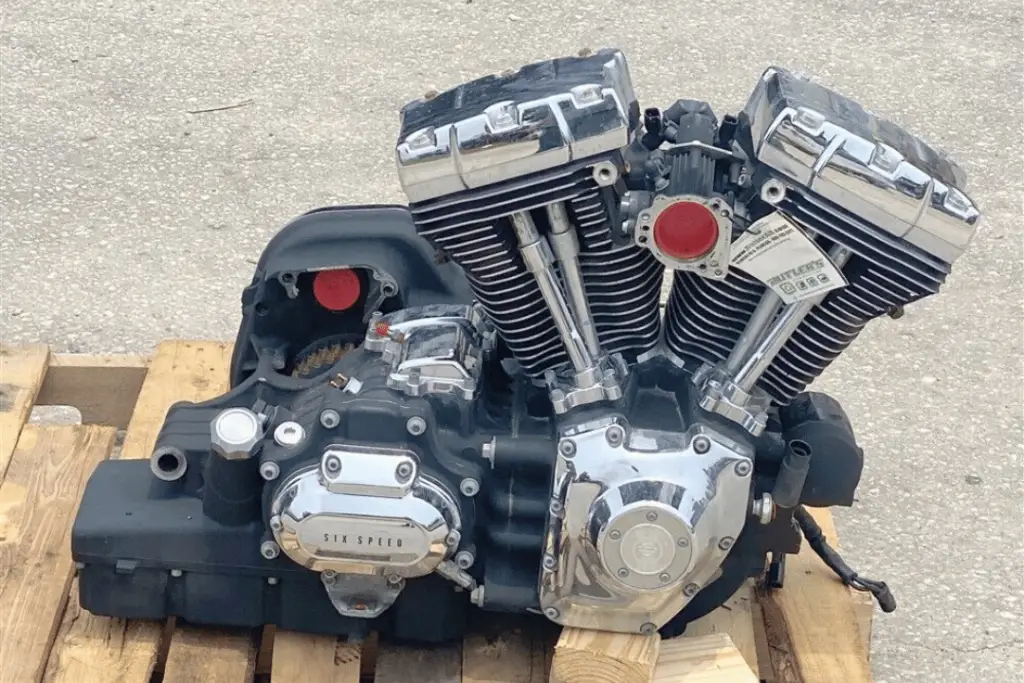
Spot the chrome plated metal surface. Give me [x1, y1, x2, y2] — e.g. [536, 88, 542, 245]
[269, 448, 461, 580]
[364, 304, 492, 400]
[546, 201, 601, 357]
[396, 50, 636, 203]
[510, 211, 595, 375]
[538, 419, 753, 632]
[210, 407, 263, 460]
[743, 66, 980, 264]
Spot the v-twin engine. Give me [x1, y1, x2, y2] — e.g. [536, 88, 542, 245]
[71, 49, 980, 642]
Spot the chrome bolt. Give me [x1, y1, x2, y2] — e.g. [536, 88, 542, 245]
[640, 622, 656, 635]
[761, 178, 787, 205]
[259, 461, 280, 481]
[322, 570, 337, 585]
[646, 511, 658, 522]
[260, 541, 280, 560]
[455, 551, 475, 569]
[543, 607, 559, 620]
[542, 554, 557, 571]
[735, 460, 752, 477]
[683, 583, 699, 597]
[267, 577, 279, 585]
[324, 454, 343, 475]
[269, 515, 283, 532]
[609, 529, 622, 541]
[677, 537, 689, 548]
[659, 572, 672, 583]
[460, 478, 480, 497]
[692, 436, 711, 454]
[605, 425, 625, 447]
[752, 492, 775, 525]
[319, 409, 341, 429]
[558, 439, 576, 458]
[718, 537, 735, 551]
[549, 500, 563, 516]
[170, 569, 183, 578]
[445, 530, 461, 547]
[74, 561, 85, 570]
[406, 416, 427, 436]
[617, 567, 629, 578]
[396, 461, 414, 482]
[387, 573, 403, 585]
[274, 421, 305, 448]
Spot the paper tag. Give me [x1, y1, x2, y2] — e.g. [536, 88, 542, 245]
[731, 213, 848, 304]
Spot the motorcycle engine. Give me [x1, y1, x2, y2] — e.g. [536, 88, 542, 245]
[71, 50, 980, 642]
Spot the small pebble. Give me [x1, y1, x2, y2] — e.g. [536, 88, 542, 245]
[965, 474, 982, 485]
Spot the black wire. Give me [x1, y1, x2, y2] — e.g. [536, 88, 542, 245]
[793, 506, 898, 613]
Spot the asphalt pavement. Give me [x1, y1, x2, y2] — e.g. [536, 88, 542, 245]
[2, 1, 1022, 680]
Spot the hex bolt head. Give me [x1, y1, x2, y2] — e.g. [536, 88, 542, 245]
[259, 461, 280, 481]
[406, 416, 427, 436]
[460, 478, 480, 497]
[445, 530, 461, 547]
[269, 515, 283, 532]
[319, 409, 341, 429]
[324, 454, 343, 475]
[692, 435, 711, 454]
[558, 439, 576, 458]
[609, 529, 622, 541]
[617, 567, 630, 578]
[170, 569, 183, 578]
[395, 461, 414, 482]
[543, 607, 560, 620]
[734, 460, 752, 477]
[542, 554, 557, 571]
[646, 511, 659, 522]
[718, 537, 735, 551]
[640, 622, 656, 635]
[267, 577, 279, 585]
[455, 551, 475, 569]
[605, 425, 625, 447]
[659, 572, 672, 583]
[683, 583, 699, 597]
[549, 500, 563, 516]
[260, 541, 280, 560]
[677, 537, 690, 548]
[387, 573, 403, 585]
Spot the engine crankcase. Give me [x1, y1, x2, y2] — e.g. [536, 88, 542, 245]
[540, 418, 753, 632]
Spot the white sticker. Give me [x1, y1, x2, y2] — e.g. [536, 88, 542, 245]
[730, 213, 848, 304]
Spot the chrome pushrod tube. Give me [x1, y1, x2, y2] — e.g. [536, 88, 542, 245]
[545, 202, 601, 358]
[732, 245, 852, 392]
[509, 211, 595, 377]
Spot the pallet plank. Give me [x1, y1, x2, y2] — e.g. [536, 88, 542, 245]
[461, 614, 554, 683]
[0, 425, 116, 683]
[550, 629, 660, 683]
[653, 633, 758, 683]
[162, 626, 256, 683]
[43, 577, 163, 683]
[0, 344, 49, 481]
[373, 643, 462, 683]
[683, 582, 760, 678]
[121, 340, 233, 460]
[760, 508, 872, 683]
[36, 354, 148, 429]
[271, 630, 361, 683]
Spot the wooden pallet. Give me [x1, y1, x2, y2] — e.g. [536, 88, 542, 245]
[0, 341, 876, 683]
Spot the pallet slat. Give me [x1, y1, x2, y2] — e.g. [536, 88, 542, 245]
[654, 634, 758, 683]
[550, 629, 660, 683]
[374, 643, 463, 683]
[163, 627, 257, 683]
[270, 631, 361, 683]
[460, 614, 554, 683]
[0, 425, 116, 683]
[684, 581, 760, 677]
[35, 353, 149, 429]
[0, 344, 49, 480]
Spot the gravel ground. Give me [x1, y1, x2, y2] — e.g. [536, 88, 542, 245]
[2, 1, 1022, 680]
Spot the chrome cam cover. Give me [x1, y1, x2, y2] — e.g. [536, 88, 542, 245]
[539, 419, 753, 633]
[269, 446, 462, 616]
[364, 304, 494, 400]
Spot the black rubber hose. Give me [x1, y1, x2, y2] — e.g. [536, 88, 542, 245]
[772, 439, 812, 508]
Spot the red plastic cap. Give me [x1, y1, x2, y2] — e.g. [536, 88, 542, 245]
[652, 201, 719, 261]
[312, 269, 361, 311]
